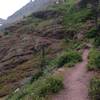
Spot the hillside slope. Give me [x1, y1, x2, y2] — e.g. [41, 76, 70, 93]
[0, 0, 100, 100]
[0, 9, 64, 97]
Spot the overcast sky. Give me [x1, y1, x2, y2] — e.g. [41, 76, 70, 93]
[0, 0, 34, 19]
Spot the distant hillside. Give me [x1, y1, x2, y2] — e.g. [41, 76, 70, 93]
[0, 18, 5, 24]
[3, 0, 57, 24]
[0, 0, 57, 31]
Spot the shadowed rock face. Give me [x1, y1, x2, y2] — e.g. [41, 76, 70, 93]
[31, 10, 61, 19]
[77, 0, 99, 8]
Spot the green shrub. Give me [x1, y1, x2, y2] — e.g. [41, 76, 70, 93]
[88, 49, 100, 70]
[30, 71, 43, 83]
[57, 50, 82, 67]
[7, 75, 63, 100]
[86, 28, 100, 47]
[94, 37, 100, 47]
[45, 76, 63, 93]
[49, 0, 92, 32]
[44, 50, 82, 74]
[86, 28, 98, 38]
[90, 77, 100, 100]
[35, 76, 63, 97]
[63, 7, 92, 31]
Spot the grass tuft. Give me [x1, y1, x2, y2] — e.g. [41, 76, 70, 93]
[90, 77, 100, 100]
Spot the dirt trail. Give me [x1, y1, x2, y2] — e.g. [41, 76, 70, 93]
[52, 49, 93, 100]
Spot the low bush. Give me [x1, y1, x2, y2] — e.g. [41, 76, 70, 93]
[44, 50, 82, 74]
[88, 49, 100, 70]
[86, 28, 100, 47]
[30, 71, 43, 83]
[49, 0, 92, 33]
[94, 37, 100, 47]
[63, 7, 93, 32]
[57, 50, 82, 67]
[7, 75, 63, 100]
[86, 28, 98, 38]
[90, 77, 100, 100]
[36, 76, 63, 96]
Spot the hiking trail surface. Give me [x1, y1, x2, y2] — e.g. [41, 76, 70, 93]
[52, 49, 93, 100]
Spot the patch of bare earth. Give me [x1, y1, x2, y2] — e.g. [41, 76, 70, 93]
[0, 97, 6, 100]
[52, 49, 93, 100]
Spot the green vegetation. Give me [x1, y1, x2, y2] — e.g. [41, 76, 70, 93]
[44, 50, 82, 74]
[56, 50, 82, 67]
[16, 17, 42, 34]
[0, 55, 41, 97]
[63, 8, 92, 31]
[90, 77, 100, 100]
[4, 0, 85, 98]
[3, 0, 100, 99]
[23, 16, 42, 26]
[7, 75, 63, 100]
[88, 49, 100, 70]
[86, 28, 100, 47]
[62, 39, 87, 50]
[94, 37, 100, 47]
[86, 27, 98, 38]
[16, 24, 35, 34]
[6, 50, 81, 100]
[52, 1, 92, 29]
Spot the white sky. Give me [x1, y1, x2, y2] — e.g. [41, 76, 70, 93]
[0, 0, 34, 19]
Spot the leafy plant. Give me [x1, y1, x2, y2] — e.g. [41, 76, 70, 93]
[86, 28, 98, 38]
[44, 50, 82, 74]
[57, 50, 82, 67]
[7, 75, 63, 100]
[90, 77, 100, 100]
[88, 49, 100, 70]
[94, 37, 100, 47]
[86, 27, 100, 47]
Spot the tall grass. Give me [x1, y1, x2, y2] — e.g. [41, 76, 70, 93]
[90, 77, 100, 100]
[88, 48, 100, 70]
[44, 50, 82, 74]
[7, 75, 63, 100]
